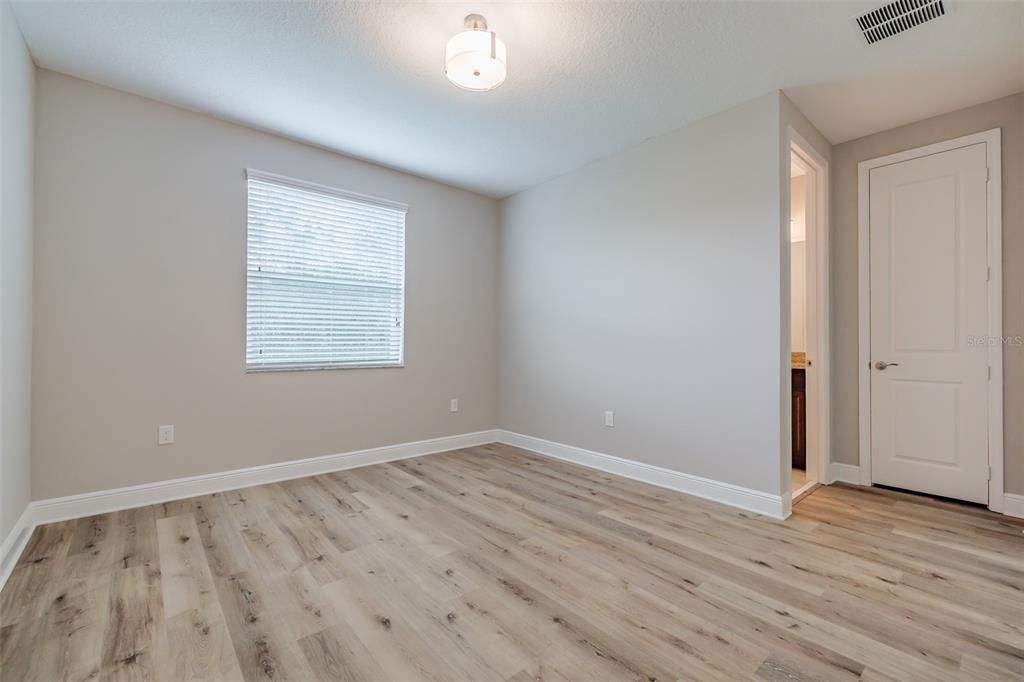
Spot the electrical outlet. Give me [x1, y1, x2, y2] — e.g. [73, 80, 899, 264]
[450, 399, 459, 413]
[158, 425, 175, 445]
[604, 411, 614, 427]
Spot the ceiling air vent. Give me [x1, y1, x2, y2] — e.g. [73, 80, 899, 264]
[856, 0, 946, 44]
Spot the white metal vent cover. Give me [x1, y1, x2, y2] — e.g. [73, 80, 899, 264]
[856, 0, 946, 44]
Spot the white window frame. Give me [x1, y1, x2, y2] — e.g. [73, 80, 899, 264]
[244, 169, 408, 372]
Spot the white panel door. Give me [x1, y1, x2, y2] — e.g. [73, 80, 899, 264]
[869, 142, 989, 503]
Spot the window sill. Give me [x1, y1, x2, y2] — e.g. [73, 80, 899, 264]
[246, 363, 405, 373]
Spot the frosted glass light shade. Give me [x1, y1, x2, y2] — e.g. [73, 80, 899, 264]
[445, 26, 507, 91]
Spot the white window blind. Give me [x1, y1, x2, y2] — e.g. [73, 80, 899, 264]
[245, 170, 406, 370]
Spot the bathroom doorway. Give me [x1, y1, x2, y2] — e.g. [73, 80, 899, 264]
[788, 133, 830, 506]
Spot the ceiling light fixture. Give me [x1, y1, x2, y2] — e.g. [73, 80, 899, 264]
[445, 14, 507, 92]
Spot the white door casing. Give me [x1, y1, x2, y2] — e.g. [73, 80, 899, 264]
[866, 142, 990, 504]
[785, 127, 831, 509]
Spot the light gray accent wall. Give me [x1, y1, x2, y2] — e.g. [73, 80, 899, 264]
[830, 92, 1024, 494]
[0, 1, 34, 539]
[32, 70, 499, 500]
[498, 93, 786, 495]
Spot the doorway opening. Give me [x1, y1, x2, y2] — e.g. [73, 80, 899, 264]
[787, 131, 830, 509]
[790, 154, 812, 499]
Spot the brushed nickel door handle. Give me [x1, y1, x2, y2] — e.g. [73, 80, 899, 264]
[874, 360, 900, 370]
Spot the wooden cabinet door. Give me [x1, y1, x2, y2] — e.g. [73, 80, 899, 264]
[792, 368, 806, 470]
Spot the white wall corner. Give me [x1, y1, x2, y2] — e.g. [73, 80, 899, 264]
[1002, 493, 1024, 520]
[828, 462, 862, 485]
[0, 504, 38, 593]
[496, 430, 788, 520]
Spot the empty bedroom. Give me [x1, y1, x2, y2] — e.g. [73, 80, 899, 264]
[1, 1, 1022, 680]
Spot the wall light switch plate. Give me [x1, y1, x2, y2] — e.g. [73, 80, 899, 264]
[450, 399, 459, 413]
[604, 411, 614, 427]
[158, 425, 175, 445]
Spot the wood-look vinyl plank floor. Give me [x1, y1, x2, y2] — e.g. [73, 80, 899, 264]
[1, 443, 1022, 681]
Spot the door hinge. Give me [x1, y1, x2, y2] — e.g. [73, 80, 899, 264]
[986, 167, 991, 183]
[987, 266, 991, 282]
[988, 366, 992, 381]
[988, 466, 992, 482]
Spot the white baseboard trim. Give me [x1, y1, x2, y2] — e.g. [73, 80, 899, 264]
[826, 464, 1023, 521]
[0, 505, 36, 594]
[496, 430, 787, 519]
[0, 429, 499, 591]
[6, 428, 1015, 591]
[1003, 493, 1024, 519]
[31, 430, 500, 526]
[829, 463, 862, 485]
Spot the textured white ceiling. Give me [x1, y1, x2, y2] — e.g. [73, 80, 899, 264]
[11, 1, 1024, 197]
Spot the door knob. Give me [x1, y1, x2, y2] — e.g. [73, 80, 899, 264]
[874, 360, 900, 370]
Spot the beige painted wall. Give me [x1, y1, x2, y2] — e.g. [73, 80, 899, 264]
[32, 71, 500, 500]
[830, 92, 1024, 494]
[0, 1, 34, 541]
[29, 69, 1016, 504]
[499, 93, 788, 495]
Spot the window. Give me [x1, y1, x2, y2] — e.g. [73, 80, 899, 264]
[245, 170, 406, 370]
